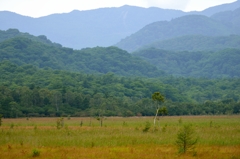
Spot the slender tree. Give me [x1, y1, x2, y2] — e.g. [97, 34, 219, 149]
[152, 92, 165, 126]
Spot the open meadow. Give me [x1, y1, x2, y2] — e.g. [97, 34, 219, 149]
[0, 116, 240, 159]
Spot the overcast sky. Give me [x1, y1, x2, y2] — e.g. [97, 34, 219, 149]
[0, 0, 237, 18]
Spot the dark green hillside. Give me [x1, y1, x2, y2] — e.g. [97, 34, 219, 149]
[115, 15, 233, 52]
[0, 36, 164, 77]
[140, 35, 240, 52]
[0, 29, 61, 47]
[1, 61, 240, 117]
[0, 61, 183, 117]
[133, 48, 240, 78]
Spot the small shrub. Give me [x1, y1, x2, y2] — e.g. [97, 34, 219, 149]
[32, 149, 40, 157]
[162, 124, 167, 132]
[210, 121, 213, 127]
[122, 121, 128, 126]
[178, 117, 182, 124]
[176, 125, 198, 154]
[20, 141, 23, 146]
[56, 117, 64, 129]
[91, 142, 95, 148]
[10, 123, 14, 129]
[143, 121, 151, 132]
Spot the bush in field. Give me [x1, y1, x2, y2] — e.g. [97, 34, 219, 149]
[143, 121, 151, 132]
[56, 117, 64, 129]
[32, 149, 40, 157]
[176, 125, 198, 154]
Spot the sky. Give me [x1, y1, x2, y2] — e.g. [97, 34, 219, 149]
[0, 0, 237, 18]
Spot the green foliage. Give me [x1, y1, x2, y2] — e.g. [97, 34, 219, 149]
[141, 35, 240, 52]
[152, 92, 165, 103]
[0, 61, 240, 117]
[142, 121, 151, 132]
[0, 29, 61, 47]
[0, 34, 164, 78]
[134, 48, 240, 78]
[158, 106, 168, 116]
[32, 149, 40, 157]
[0, 29, 240, 117]
[178, 118, 183, 125]
[10, 123, 14, 129]
[56, 117, 64, 129]
[152, 92, 165, 126]
[176, 125, 198, 154]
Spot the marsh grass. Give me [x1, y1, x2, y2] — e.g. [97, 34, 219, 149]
[0, 116, 239, 159]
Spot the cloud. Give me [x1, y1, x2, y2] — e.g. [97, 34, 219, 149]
[143, 0, 191, 10]
[0, 0, 237, 17]
[184, 0, 236, 11]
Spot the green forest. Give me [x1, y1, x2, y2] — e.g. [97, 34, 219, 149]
[140, 35, 240, 52]
[133, 47, 240, 78]
[0, 29, 240, 118]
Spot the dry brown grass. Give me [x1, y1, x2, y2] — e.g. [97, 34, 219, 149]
[0, 116, 239, 158]
[0, 144, 239, 159]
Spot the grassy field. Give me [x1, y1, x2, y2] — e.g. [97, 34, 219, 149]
[0, 116, 239, 159]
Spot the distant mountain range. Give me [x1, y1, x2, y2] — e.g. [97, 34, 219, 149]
[0, 30, 165, 77]
[1, 29, 240, 78]
[138, 35, 240, 52]
[1, 0, 240, 49]
[116, 7, 240, 52]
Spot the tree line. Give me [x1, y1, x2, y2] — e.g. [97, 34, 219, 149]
[0, 61, 239, 118]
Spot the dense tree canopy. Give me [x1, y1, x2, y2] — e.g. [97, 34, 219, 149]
[0, 29, 240, 118]
[0, 35, 165, 77]
[0, 61, 239, 117]
[133, 48, 240, 78]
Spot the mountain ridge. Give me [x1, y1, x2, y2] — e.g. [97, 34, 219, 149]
[115, 13, 236, 52]
[1, 1, 240, 49]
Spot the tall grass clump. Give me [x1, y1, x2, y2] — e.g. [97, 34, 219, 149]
[56, 117, 64, 129]
[143, 121, 151, 132]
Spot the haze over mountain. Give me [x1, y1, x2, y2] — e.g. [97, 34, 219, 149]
[139, 35, 240, 52]
[0, 1, 240, 49]
[116, 7, 240, 52]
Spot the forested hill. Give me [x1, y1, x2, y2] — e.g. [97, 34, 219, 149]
[139, 35, 240, 52]
[133, 48, 240, 78]
[115, 8, 240, 52]
[1, 1, 240, 49]
[0, 6, 187, 49]
[212, 7, 240, 34]
[0, 33, 165, 77]
[1, 61, 240, 117]
[0, 29, 61, 47]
